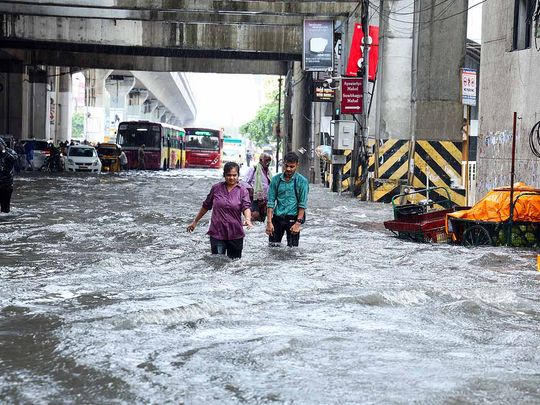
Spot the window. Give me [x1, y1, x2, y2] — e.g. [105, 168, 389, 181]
[513, 0, 535, 50]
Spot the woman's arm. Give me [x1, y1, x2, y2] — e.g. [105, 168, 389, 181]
[187, 207, 209, 232]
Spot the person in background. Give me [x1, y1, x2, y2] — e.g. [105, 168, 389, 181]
[0, 138, 17, 213]
[24, 138, 34, 171]
[138, 144, 146, 170]
[13, 140, 25, 173]
[266, 152, 309, 247]
[119, 148, 128, 170]
[245, 152, 272, 222]
[245, 150, 253, 168]
[187, 162, 252, 259]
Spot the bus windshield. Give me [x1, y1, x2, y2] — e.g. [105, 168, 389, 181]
[117, 123, 161, 148]
[184, 128, 220, 151]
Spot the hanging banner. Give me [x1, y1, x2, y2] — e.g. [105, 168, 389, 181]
[461, 68, 477, 106]
[341, 78, 363, 114]
[303, 20, 334, 72]
[346, 24, 379, 81]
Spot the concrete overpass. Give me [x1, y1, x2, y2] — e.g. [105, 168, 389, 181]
[0, 0, 359, 142]
[0, 0, 359, 74]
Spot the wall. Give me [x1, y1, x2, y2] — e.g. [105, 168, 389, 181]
[477, 0, 540, 198]
[413, 0, 467, 141]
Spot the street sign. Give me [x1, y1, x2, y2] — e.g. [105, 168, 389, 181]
[312, 80, 335, 102]
[461, 68, 477, 106]
[303, 20, 334, 72]
[341, 78, 363, 114]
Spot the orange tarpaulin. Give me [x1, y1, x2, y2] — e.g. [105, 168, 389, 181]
[447, 183, 540, 227]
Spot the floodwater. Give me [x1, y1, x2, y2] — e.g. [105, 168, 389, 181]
[1, 169, 539, 404]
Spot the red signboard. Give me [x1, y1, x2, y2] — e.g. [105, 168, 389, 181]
[346, 24, 379, 81]
[341, 78, 363, 114]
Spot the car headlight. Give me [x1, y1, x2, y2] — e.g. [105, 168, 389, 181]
[93, 159, 99, 165]
[68, 159, 74, 164]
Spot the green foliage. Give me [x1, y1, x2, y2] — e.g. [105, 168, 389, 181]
[240, 91, 282, 146]
[72, 112, 84, 139]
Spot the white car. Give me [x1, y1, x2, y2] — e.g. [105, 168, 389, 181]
[65, 145, 102, 173]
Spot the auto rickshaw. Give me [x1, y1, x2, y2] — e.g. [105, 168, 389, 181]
[97, 143, 121, 172]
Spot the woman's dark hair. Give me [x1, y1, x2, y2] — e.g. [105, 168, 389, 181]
[283, 152, 299, 164]
[223, 161, 240, 175]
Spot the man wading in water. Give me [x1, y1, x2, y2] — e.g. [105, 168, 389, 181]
[265, 152, 309, 247]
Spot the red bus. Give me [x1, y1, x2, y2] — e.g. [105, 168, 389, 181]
[116, 121, 185, 170]
[184, 127, 223, 169]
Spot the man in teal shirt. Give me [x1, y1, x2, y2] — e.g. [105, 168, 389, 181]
[266, 152, 309, 247]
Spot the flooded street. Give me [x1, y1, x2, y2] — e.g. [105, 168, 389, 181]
[1, 169, 539, 404]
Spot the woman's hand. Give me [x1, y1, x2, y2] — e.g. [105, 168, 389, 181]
[244, 219, 253, 229]
[186, 221, 197, 233]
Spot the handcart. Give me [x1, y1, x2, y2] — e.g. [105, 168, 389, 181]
[446, 184, 540, 248]
[384, 187, 460, 243]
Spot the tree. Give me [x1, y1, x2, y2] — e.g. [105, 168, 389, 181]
[72, 112, 84, 139]
[240, 91, 282, 146]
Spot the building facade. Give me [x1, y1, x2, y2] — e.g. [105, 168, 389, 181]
[477, 0, 540, 197]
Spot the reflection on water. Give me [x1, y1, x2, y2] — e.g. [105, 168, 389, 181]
[1, 170, 539, 404]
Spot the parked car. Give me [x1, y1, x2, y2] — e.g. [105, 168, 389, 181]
[20, 139, 50, 169]
[64, 145, 102, 173]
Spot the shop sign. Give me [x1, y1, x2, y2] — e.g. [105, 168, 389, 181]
[341, 78, 363, 114]
[312, 80, 335, 102]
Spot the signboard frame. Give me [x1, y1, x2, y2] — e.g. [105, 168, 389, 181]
[461, 68, 477, 106]
[340, 78, 363, 114]
[303, 19, 334, 72]
[312, 80, 336, 102]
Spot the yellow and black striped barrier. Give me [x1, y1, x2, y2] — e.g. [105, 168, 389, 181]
[411, 141, 466, 206]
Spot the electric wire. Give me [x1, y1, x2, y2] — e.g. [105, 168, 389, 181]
[368, 0, 489, 26]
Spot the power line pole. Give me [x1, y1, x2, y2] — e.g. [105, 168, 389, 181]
[276, 76, 283, 166]
[351, 0, 370, 197]
[360, 0, 370, 199]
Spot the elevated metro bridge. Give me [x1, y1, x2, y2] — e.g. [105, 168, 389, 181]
[0, 0, 360, 74]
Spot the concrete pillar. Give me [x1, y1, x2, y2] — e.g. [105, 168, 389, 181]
[82, 69, 112, 143]
[141, 98, 159, 121]
[154, 104, 166, 122]
[283, 66, 293, 156]
[54, 67, 72, 143]
[25, 66, 48, 140]
[105, 74, 135, 132]
[84, 69, 111, 108]
[375, 0, 414, 141]
[160, 111, 171, 123]
[412, 0, 467, 141]
[127, 88, 149, 120]
[0, 60, 24, 140]
[290, 61, 311, 178]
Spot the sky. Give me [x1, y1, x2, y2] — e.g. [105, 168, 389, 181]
[186, 73, 277, 135]
[467, 0, 483, 43]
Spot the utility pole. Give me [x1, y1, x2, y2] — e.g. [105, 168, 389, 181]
[276, 76, 283, 166]
[351, 0, 370, 197]
[360, 0, 370, 199]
